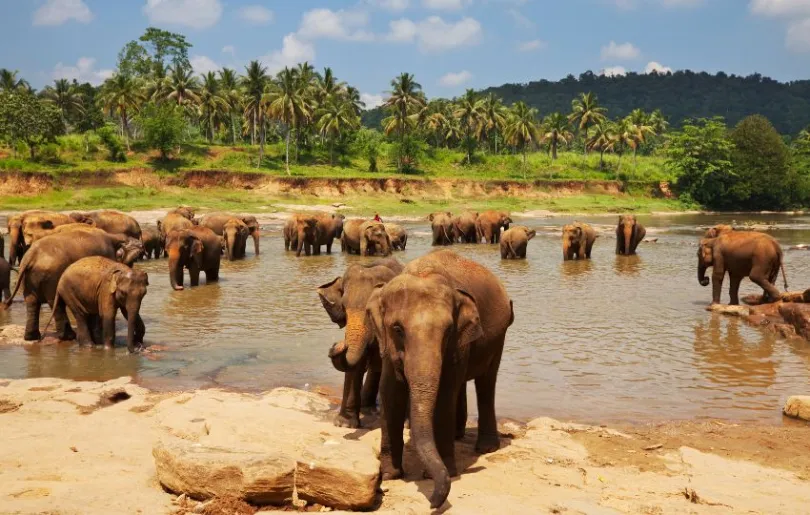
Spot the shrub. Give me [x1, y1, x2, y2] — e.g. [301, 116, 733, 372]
[139, 103, 187, 160]
[97, 125, 126, 162]
[36, 143, 62, 164]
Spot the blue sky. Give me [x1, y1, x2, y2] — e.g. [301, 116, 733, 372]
[2, 0, 810, 107]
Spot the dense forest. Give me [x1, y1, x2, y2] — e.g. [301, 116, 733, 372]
[362, 71, 810, 135]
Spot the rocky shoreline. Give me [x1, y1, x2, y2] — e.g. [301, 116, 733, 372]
[1, 376, 808, 514]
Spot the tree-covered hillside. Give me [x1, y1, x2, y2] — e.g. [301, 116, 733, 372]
[362, 71, 810, 134]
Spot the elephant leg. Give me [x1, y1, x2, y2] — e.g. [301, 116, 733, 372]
[88, 315, 103, 345]
[53, 298, 76, 341]
[711, 270, 725, 304]
[24, 295, 42, 341]
[586, 241, 595, 259]
[189, 265, 201, 287]
[728, 275, 743, 306]
[456, 388, 467, 440]
[361, 350, 382, 413]
[750, 271, 781, 303]
[326, 241, 332, 254]
[336, 360, 366, 429]
[474, 343, 503, 454]
[433, 377, 460, 477]
[379, 358, 407, 481]
[206, 267, 220, 283]
[73, 313, 94, 346]
[101, 313, 116, 348]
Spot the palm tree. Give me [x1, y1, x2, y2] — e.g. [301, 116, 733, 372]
[41, 79, 84, 129]
[344, 86, 365, 117]
[165, 65, 200, 106]
[383, 73, 426, 171]
[481, 93, 507, 154]
[0, 69, 31, 93]
[453, 89, 485, 164]
[316, 67, 345, 103]
[587, 121, 615, 170]
[612, 117, 643, 171]
[198, 72, 228, 143]
[267, 67, 314, 174]
[569, 92, 607, 155]
[443, 117, 463, 148]
[242, 61, 268, 146]
[422, 100, 450, 147]
[219, 67, 243, 144]
[505, 101, 540, 178]
[98, 74, 145, 150]
[317, 94, 359, 165]
[542, 112, 573, 160]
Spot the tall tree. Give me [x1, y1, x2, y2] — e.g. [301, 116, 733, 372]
[0, 69, 31, 93]
[569, 92, 607, 154]
[481, 93, 507, 154]
[586, 121, 615, 169]
[344, 86, 366, 117]
[505, 101, 540, 177]
[41, 79, 84, 129]
[383, 73, 425, 171]
[98, 74, 145, 150]
[317, 95, 359, 165]
[165, 65, 200, 106]
[267, 67, 313, 174]
[198, 72, 228, 143]
[219, 67, 243, 144]
[542, 112, 572, 160]
[241, 61, 268, 146]
[453, 89, 485, 164]
[0, 92, 64, 159]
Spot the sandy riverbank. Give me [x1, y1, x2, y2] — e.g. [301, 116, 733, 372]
[0, 376, 808, 514]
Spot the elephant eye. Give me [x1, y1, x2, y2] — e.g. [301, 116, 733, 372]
[392, 323, 405, 338]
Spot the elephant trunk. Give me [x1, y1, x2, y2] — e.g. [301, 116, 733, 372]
[407, 358, 450, 510]
[698, 262, 710, 287]
[343, 309, 370, 368]
[624, 224, 633, 255]
[168, 251, 183, 291]
[252, 230, 260, 255]
[296, 228, 306, 257]
[225, 234, 235, 261]
[8, 228, 18, 264]
[126, 300, 141, 353]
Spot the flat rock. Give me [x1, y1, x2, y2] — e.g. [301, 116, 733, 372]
[152, 388, 379, 510]
[783, 396, 810, 421]
[707, 304, 750, 317]
[778, 303, 810, 339]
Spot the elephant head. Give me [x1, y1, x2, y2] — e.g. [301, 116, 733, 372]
[114, 237, 145, 267]
[7, 216, 23, 264]
[69, 212, 96, 226]
[562, 224, 583, 258]
[333, 214, 346, 239]
[617, 215, 639, 255]
[362, 222, 392, 256]
[705, 224, 733, 239]
[223, 219, 249, 261]
[165, 230, 203, 290]
[500, 213, 513, 231]
[241, 216, 261, 255]
[293, 216, 318, 257]
[697, 238, 715, 287]
[367, 274, 483, 509]
[110, 267, 149, 352]
[172, 206, 196, 221]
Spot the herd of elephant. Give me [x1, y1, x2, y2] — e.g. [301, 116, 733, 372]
[0, 207, 260, 353]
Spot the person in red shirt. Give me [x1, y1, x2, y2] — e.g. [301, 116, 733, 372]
[373, 213, 382, 223]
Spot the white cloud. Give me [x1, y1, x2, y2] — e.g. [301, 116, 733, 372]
[361, 92, 385, 108]
[750, 0, 810, 16]
[259, 33, 316, 73]
[368, 0, 410, 11]
[33, 0, 93, 26]
[600, 41, 641, 60]
[143, 0, 223, 29]
[238, 5, 274, 25]
[423, 0, 472, 9]
[298, 8, 374, 41]
[387, 16, 482, 52]
[221, 45, 235, 56]
[517, 39, 546, 51]
[644, 61, 672, 74]
[507, 8, 534, 28]
[190, 55, 220, 75]
[786, 17, 810, 51]
[600, 66, 627, 77]
[52, 57, 112, 85]
[439, 70, 472, 87]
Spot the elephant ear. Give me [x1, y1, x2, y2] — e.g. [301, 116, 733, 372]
[109, 271, 121, 294]
[317, 277, 346, 328]
[454, 289, 483, 352]
[428, 213, 435, 222]
[527, 229, 537, 240]
[191, 237, 204, 256]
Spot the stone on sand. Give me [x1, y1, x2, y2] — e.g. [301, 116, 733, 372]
[778, 303, 810, 339]
[783, 396, 810, 421]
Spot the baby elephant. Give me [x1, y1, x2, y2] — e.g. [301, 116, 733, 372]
[500, 226, 536, 259]
[562, 222, 597, 261]
[44, 256, 149, 353]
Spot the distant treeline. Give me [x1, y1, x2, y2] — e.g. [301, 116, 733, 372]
[362, 71, 810, 135]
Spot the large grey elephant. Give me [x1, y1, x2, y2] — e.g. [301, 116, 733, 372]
[314, 212, 345, 254]
[477, 210, 512, 244]
[615, 215, 646, 256]
[384, 223, 408, 251]
[341, 220, 392, 256]
[165, 226, 222, 290]
[500, 225, 536, 259]
[200, 213, 258, 258]
[453, 212, 480, 243]
[366, 249, 514, 509]
[69, 210, 142, 239]
[283, 214, 319, 257]
[562, 222, 597, 261]
[429, 212, 455, 246]
[318, 258, 404, 428]
[7, 210, 65, 265]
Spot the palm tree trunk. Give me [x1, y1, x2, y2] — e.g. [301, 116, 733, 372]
[583, 126, 589, 156]
[599, 149, 605, 169]
[257, 112, 265, 168]
[121, 108, 130, 152]
[552, 136, 558, 160]
[231, 113, 237, 144]
[522, 147, 527, 180]
[285, 127, 291, 176]
[252, 109, 256, 145]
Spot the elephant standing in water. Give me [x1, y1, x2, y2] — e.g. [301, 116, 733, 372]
[698, 231, 788, 305]
[384, 223, 408, 251]
[313, 213, 345, 254]
[43, 257, 149, 353]
[705, 224, 734, 238]
[25, 223, 99, 244]
[140, 226, 164, 259]
[4, 229, 143, 341]
[0, 257, 11, 302]
[453, 212, 480, 243]
[562, 222, 597, 261]
[429, 212, 455, 246]
[615, 215, 646, 256]
[477, 210, 512, 244]
[500, 226, 536, 259]
[7, 210, 62, 265]
[200, 214, 258, 258]
[318, 258, 403, 428]
[165, 226, 222, 290]
[367, 250, 514, 509]
[283, 214, 319, 256]
[342, 220, 392, 256]
[69, 210, 142, 239]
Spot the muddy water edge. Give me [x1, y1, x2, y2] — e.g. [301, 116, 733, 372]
[0, 211, 809, 426]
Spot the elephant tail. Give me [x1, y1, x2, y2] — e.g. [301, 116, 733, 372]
[3, 263, 26, 309]
[39, 292, 60, 342]
[780, 260, 789, 291]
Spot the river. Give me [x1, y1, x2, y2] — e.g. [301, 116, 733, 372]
[1, 212, 809, 425]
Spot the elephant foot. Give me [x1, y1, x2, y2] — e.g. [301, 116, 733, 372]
[381, 465, 403, 481]
[475, 435, 501, 454]
[24, 329, 41, 341]
[455, 427, 466, 440]
[360, 403, 379, 415]
[60, 328, 77, 341]
[334, 412, 361, 429]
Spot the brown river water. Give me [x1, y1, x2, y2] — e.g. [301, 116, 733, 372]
[1, 212, 809, 425]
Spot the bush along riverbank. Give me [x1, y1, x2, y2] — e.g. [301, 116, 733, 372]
[0, 376, 808, 514]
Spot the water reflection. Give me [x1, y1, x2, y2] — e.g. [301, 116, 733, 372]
[614, 255, 643, 276]
[561, 259, 594, 279]
[25, 342, 141, 382]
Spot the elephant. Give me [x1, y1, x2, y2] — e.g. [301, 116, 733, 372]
[283, 214, 319, 257]
[4, 229, 144, 341]
[477, 210, 512, 244]
[200, 213, 259, 257]
[698, 231, 788, 305]
[500, 225, 536, 259]
[384, 223, 408, 251]
[0, 233, 4, 259]
[140, 226, 164, 259]
[159, 213, 195, 243]
[69, 210, 142, 239]
[0, 257, 11, 302]
[342, 220, 392, 256]
[314, 212, 345, 254]
[26, 223, 99, 244]
[429, 212, 455, 246]
[170, 206, 196, 221]
[615, 215, 646, 256]
[562, 222, 597, 261]
[222, 218, 249, 261]
[165, 226, 222, 290]
[42, 257, 148, 353]
[705, 224, 734, 238]
[318, 258, 404, 428]
[453, 212, 480, 243]
[366, 249, 514, 509]
[242, 216, 261, 255]
[21, 212, 74, 248]
[7, 210, 51, 265]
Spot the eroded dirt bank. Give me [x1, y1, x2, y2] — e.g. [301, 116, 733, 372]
[0, 169, 667, 199]
[0, 376, 808, 515]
